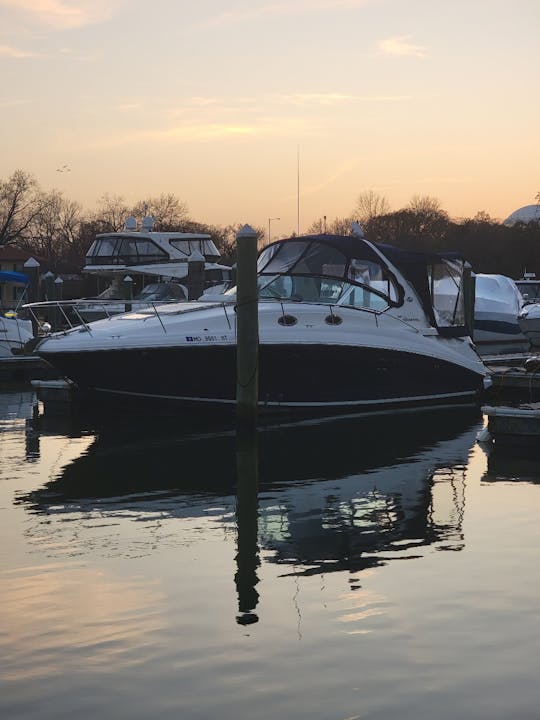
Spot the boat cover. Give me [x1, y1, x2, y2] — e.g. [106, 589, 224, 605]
[0, 270, 29, 284]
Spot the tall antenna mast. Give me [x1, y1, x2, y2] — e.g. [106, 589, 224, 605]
[297, 144, 300, 235]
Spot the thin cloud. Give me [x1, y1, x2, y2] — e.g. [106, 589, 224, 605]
[114, 103, 143, 112]
[274, 92, 412, 105]
[0, 98, 33, 107]
[0, 43, 37, 57]
[90, 116, 320, 149]
[0, 0, 122, 30]
[378, 35, 428, 59]
[162, 92, 412, 115]
[207, 0, 371, 26]
[301, 158, 361, 197]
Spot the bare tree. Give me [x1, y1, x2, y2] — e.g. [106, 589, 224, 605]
[471, 210, 494, 223]
[0, 170, 51, 246]
[131, 193, 190, 231]
[93, 193, 130, 232]
[408, 195, 443, 215]
[307, 216, 354, 235]
[353, 190, 390, 225]
[21, 190, 83, 269]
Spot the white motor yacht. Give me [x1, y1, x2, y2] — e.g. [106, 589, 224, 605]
[80, 215, 232, 315]
[35, 230, 487, 413]
[472, 274, 529, 354]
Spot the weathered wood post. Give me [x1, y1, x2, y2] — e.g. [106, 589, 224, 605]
[234, 224, 260, 623]
[123, 275, 133, 312]
[463, 262, 476, 341]
[54, 276, 64, 330]
[187, 248, 205, 300]
[42, 270, 55, 301]
[23, 257, 40, 334]
[23, 257, 40, 303]
[235, 224, 259, 426]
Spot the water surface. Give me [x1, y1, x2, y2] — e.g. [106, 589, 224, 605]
[1, 392, 539, 719]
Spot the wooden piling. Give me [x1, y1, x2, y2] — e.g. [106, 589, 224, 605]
[23, 257, 40, 335]
[187, 248, 205, 300]
[235, 224, 259, 426]
[463, 262, 476, 340]
[123, 275, 133, 312]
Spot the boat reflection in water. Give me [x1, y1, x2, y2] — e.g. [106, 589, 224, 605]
[18, 404, 482, 623]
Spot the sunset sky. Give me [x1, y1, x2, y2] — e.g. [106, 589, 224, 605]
[1, 0, 538, 235]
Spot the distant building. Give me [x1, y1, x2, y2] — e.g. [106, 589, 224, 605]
[503, 204, 540, 226]
[0, 246, 35, 309]
[0, 245, 32, 273]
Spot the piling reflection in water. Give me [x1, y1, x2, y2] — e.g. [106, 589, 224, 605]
[235, 424, 260, 625]
[15, 400, 482, 620]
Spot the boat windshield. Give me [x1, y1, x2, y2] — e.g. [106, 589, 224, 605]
[259, 275, 395, 310]
[517, 281, 540, 303]
[430, 259, 466, 328]
[135, 283, 187, 301]
[257, 239, 401, 309]
[86, 235, 168, 266]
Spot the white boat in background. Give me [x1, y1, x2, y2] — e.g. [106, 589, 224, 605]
[65, 214, 233, 323]
[74, 279, 190, 323]
[472, 274, 529, 354]
[0, 271, 34, 358]
[35, 227, 487, 413]
[82, 214, 232, 297]
[83, 214, 222, 277]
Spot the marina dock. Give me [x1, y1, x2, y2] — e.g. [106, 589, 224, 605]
[483, 352, 540, 397]
[0, 355, 58, 384]
[481, 403, 540, 449]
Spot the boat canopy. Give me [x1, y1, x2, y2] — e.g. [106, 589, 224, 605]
[0, 270, 29, 284]
[258, 234, 470, 334]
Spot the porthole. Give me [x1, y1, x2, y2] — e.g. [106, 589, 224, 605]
[325, 314, 343, 325]
[278, 314, 297, 326]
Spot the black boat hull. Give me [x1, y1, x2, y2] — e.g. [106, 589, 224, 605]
[39, 343, 484, 412]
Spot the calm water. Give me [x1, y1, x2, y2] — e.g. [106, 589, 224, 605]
[1, 391, 540, 720]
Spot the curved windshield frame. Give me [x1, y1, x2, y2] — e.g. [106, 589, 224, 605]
[86, 235, 167, 265]
[257, 239, 402, 310]
[258, 275, 394, 310]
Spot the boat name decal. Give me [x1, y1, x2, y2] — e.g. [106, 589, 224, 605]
[186, 335, 230, 342]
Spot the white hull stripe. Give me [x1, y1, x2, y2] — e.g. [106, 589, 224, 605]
[94, 387, 477, 407]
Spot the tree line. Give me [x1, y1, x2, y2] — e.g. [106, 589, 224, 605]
[0, 170, 260, 272]
[309, 191, 540, 278]
[1, 170, 539, 279]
